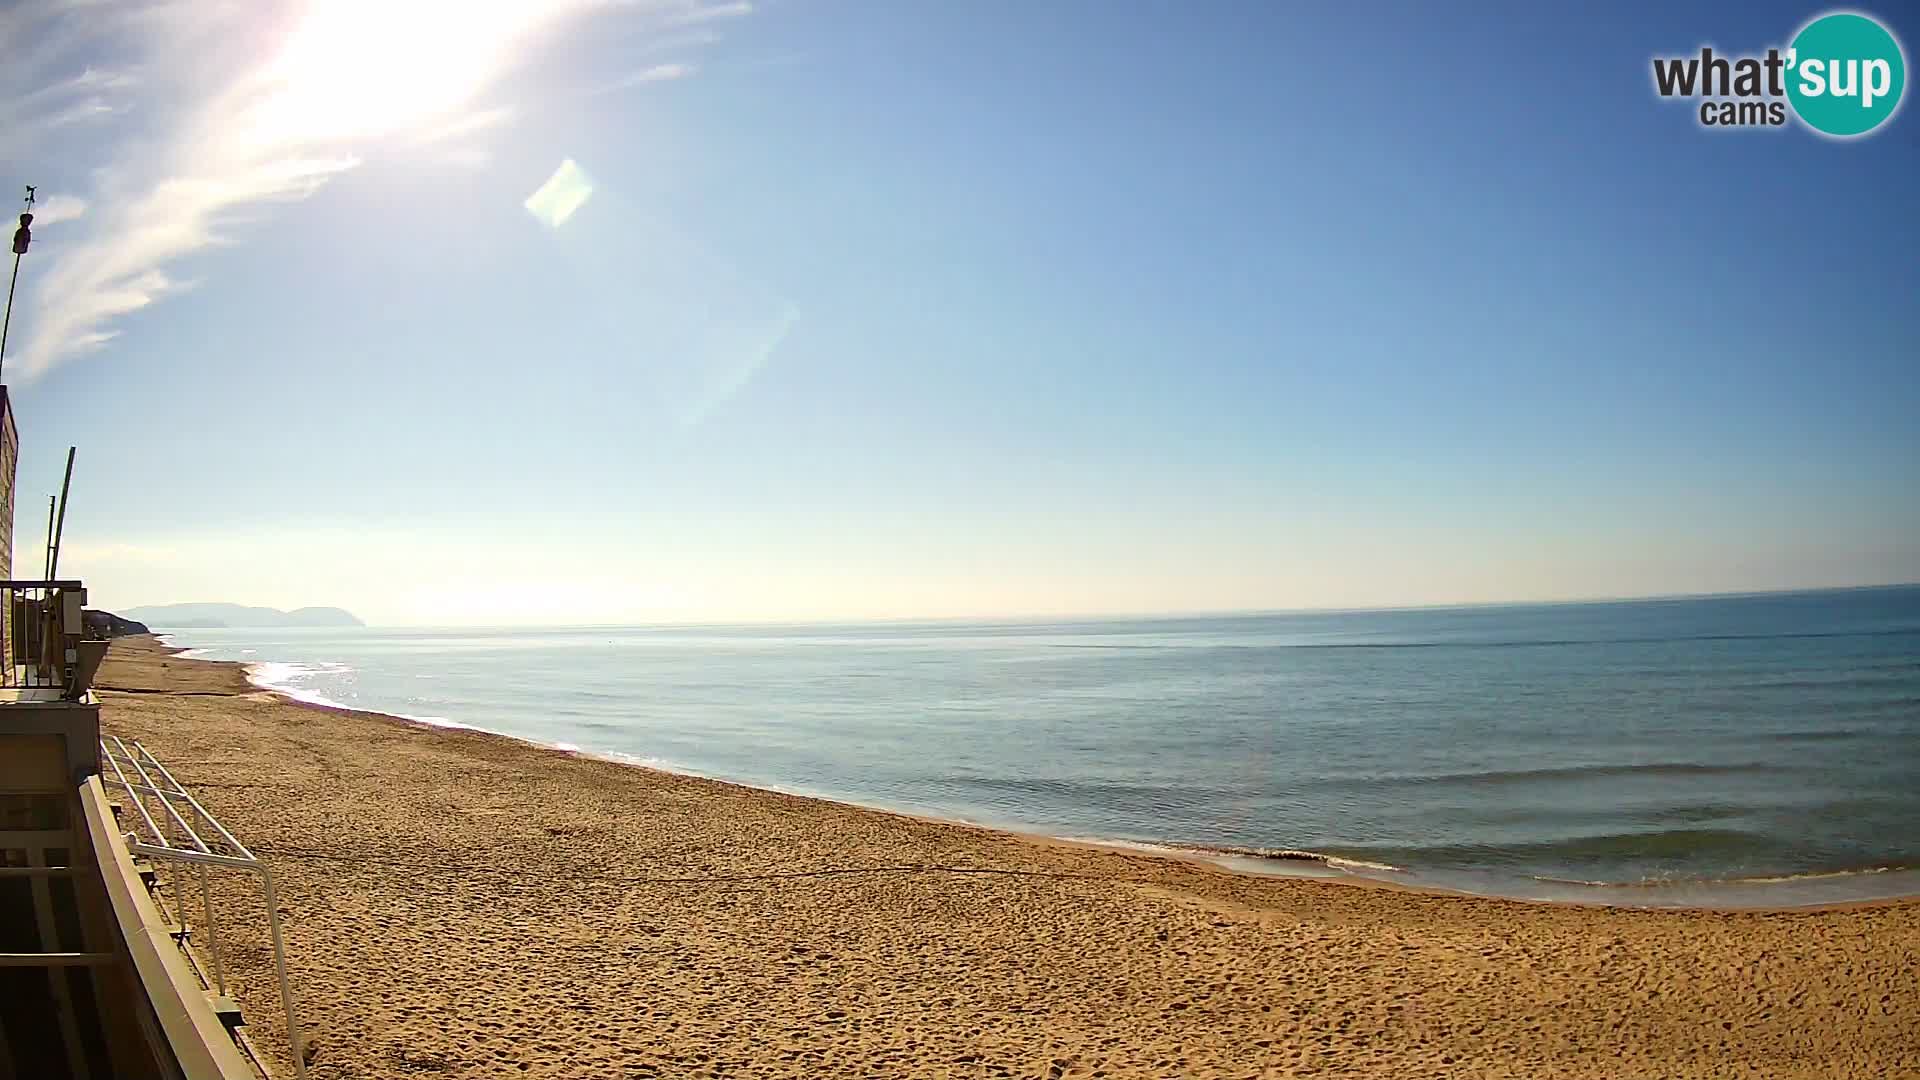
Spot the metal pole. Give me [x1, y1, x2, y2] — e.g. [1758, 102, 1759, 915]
[49, 447, 74, 579]
[101, 742, 167, 843]
[0, 250, 20, 381]
[135, 742, 256, 858]
[1, 186, 34, 384]
[257, 866, 309, 1079]
[43, 496, 55, 579]
[110, 735, 207, 852]
[197, 865, 225, 995]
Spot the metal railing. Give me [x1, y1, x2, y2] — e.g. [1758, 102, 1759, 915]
[98, 736, 308, 1079]
[3, 579, 86, 690]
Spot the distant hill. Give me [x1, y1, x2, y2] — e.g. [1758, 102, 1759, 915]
[122, 603, 365, 628]
[82, 610, 150, 638]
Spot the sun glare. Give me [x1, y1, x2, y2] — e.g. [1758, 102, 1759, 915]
[257, 0, 565, 142]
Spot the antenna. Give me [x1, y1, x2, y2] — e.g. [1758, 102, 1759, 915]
[43, 495, 56, 579]
[48, 447, 75, 579]
[1, 185, 36, 383]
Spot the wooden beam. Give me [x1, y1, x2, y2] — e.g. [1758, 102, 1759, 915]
[0, 991, 16, 1080]
[0, 829, 73, 847]
[27, 846, 92, 1080]
[0, 865, 74, 877]
[0, 952, 114, 967]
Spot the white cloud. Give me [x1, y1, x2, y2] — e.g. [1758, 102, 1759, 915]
[30, 195, 89, 227]
[27, 67, 141, 104]
[43, 97, 123, 127]
[2, 0, 751, 380]
[440, 146, 496, 170]
[417, 106, 518, 144]
[665, 1, 754, 26]
[639, 29, 724, 53]
[415, 106, 516, 169]
[604, 63, 699, 92]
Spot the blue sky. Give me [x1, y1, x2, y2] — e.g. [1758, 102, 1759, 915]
[1, 0, 1915, 624]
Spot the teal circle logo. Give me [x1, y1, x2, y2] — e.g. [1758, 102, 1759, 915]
[1787, 12, 1907, 136]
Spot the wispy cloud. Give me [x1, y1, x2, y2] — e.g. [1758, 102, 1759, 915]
[43, 96, 124, 128]
[416, 106, 518, 145]
[601, 63, 700, 93]
[26, 66, 140, 106]
[637, 29, 724, 53]
[438, 146, 497, 171]
[665, 1, 754, 26]
[30, 195, 90, 227]
[2, 0, 750, 380]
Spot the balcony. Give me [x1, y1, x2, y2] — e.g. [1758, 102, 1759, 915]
[2, 580, 109, 700]
[0, 582, 293, 1078]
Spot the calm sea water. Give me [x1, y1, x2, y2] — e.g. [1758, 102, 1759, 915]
[157, 587, 1920, 906]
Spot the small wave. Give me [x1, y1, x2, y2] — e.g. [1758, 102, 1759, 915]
[244, 658, 477, 730]
[1336, 761, 1783, 788]
[1325, 828, 1776, 870]
[943, 774, 1228, 805]
[245, 662, 345, 707]
[598, 750, 679, 770]
[244, 660, 360, 712]
[1224, 627, 1920, 651]
[1742, 675, 1911, 692]
[1183, 844, 1405, 874]
[1729, 866, 1906, 884]
[1530, 865, 1908, 888]
[395, 713, 478, 731]
[1755, 728, 1870, 743]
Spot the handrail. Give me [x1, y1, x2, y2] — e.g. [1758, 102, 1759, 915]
[77, 778, 258, 1080]
[97, 738, 308, 1079]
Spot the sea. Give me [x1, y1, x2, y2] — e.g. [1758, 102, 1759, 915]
[156, 585, 1920, 908]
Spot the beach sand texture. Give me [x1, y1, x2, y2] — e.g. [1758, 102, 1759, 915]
[95, 636, 1917, 1079]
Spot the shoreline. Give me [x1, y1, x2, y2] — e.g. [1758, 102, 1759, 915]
[154, 634, 1426, 898]
[94, 633, 1920, 1078]
[151, 633, 1919, 913]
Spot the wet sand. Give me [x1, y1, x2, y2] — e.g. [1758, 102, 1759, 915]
[95, 635, 1918, 1079]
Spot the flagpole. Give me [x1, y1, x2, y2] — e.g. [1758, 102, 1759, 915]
[1, 185, 37, 384]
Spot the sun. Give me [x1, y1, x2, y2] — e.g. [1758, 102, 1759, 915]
[253, 0, 566, 142]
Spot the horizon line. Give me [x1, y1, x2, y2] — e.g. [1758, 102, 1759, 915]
[128, 580, 1920, 631]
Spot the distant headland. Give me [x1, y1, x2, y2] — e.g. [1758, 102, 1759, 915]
[121, 603, 365, 629]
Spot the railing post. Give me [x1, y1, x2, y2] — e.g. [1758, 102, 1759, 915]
[197, 865, 225, 996]
[256, 865, 308, 1080]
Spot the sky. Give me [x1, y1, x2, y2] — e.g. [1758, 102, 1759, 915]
[0, 0, 1915, 626]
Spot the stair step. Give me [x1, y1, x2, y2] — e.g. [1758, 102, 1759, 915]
[207, 994, 244, 1025]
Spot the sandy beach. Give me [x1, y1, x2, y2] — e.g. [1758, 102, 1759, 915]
[94, 635, 1918, 1079]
